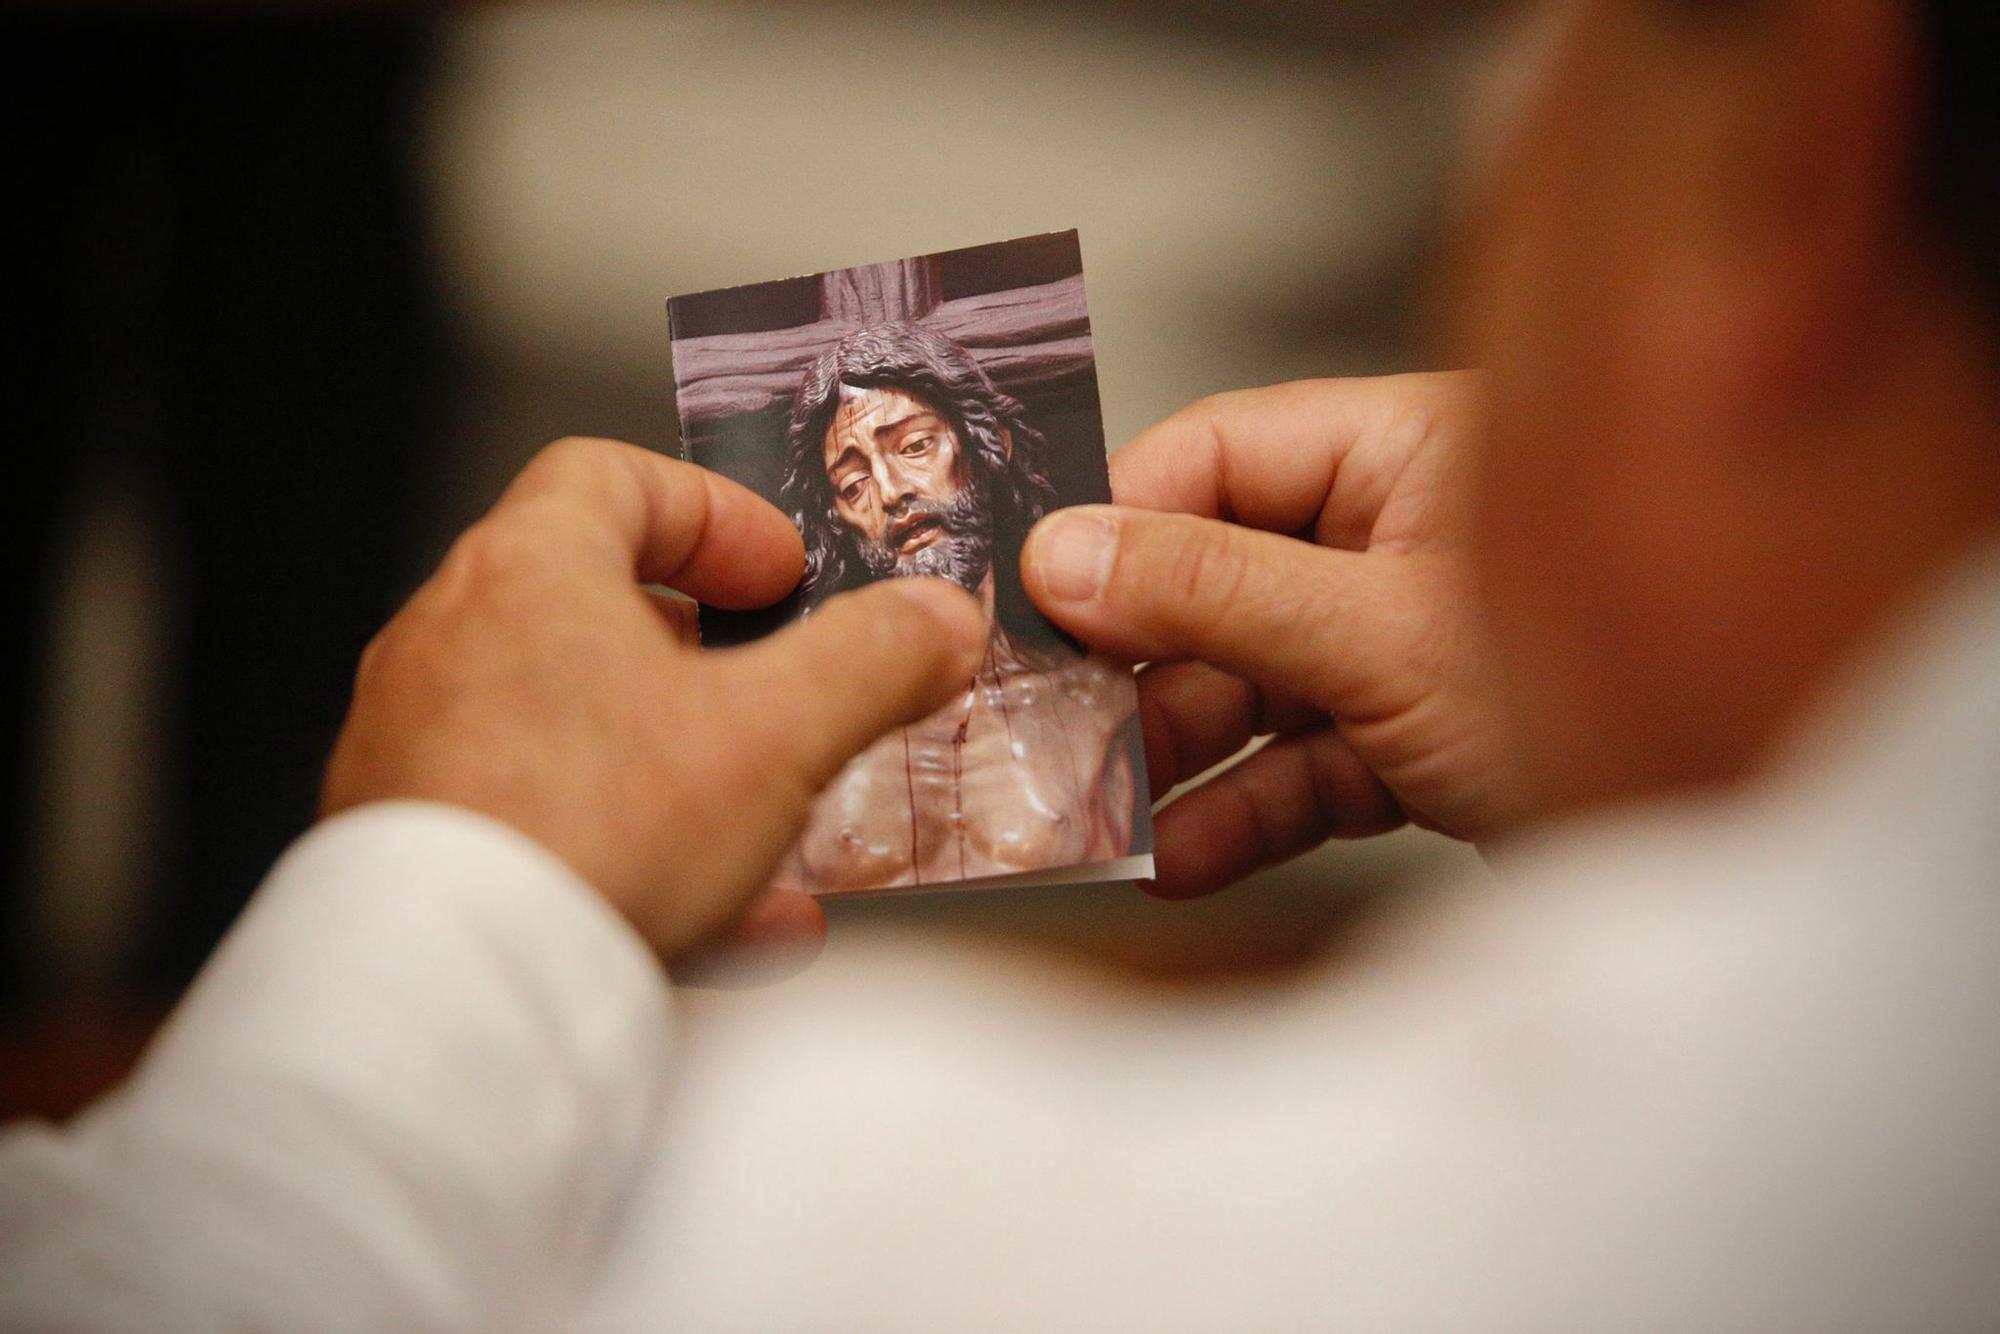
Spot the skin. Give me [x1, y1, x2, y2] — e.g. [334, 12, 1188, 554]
[791, 385, 1136, 893]
[321, 438, 988, 971]
[1020, 0, 2000, 900]
[1020, 375, 1495, 898]
[823, 385, 965, 553]
[787, 621, 1135, 892]
[331, 0, 2000, 956]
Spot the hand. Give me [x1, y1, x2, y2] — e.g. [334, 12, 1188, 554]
[1021, 374, 1524, 899]
[322, 437, 986, 968]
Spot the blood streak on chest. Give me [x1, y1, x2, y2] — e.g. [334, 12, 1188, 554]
[877, 639, 1113, 887]
[949, 683, 974, 878]
[989, 643, 1017, 751]
[896, 674, 981, 885]
[901, 727, 919, 874]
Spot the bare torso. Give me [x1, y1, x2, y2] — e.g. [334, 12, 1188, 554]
[785, 631, 1137, 894]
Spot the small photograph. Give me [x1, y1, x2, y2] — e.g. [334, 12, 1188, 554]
[668, 231, 1154, 896]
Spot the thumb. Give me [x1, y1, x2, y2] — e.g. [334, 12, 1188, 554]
[1022, 505, 1415, 720]
[722, 577, 989, 793]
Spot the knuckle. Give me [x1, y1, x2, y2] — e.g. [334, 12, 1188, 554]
[513, 436, 625, 504]
[537, 434, 615, 473]
[1179, 389, 1239, 425]
[442, 513, 553, 587]
[437, 522, 512, 589]
[1182, 385, 1258, 439]
[1155, 519, 1249, 616]
[354, 624, 394, 684]
[352, 603, 446, 693]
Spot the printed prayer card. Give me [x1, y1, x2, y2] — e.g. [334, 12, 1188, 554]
[667, 230, 1154, 896]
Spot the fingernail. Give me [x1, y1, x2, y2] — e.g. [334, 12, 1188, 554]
[884, 577, 987, 651]
[1031, 509, 1119, 603]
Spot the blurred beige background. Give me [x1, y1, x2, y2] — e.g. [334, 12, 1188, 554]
[38, 1, 1495, 998]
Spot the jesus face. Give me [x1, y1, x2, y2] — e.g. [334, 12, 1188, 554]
[822, 383, 994, 591]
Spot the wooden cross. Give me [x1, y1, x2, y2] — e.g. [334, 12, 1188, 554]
[670, 246, 1097, 437]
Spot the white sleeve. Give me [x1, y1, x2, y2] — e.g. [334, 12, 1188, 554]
[0, 801, 674, 1333]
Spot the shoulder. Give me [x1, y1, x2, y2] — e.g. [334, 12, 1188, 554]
[588, 788, 2000, 1329]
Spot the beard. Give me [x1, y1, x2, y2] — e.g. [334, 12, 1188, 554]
[851, 484, 994, 592]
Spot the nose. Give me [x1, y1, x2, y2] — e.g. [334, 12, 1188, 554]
[876, 455, 918, 511]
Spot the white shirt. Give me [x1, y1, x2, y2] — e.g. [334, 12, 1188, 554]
[6, 549, 2000, 1332]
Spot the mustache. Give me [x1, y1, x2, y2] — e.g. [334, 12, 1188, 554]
[885, 487, 986, 538]
[851, 484, 993, 587]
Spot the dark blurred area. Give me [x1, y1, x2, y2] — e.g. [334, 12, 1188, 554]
[2, 1, 1494, 1119]
[5, 14, 441, 1110]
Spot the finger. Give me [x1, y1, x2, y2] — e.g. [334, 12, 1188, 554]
[1137, 661, 1326, 793]
[1024, 506, 1417, 722]
[1110, 373, 1473, 548]
[1146, 727, 1405, 900]
[719, 577, 990, 795]
[486, 436, 804, 608]
[669, 889, 827, 988]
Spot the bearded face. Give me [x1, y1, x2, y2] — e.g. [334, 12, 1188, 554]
[849, 482, 993, 589]
[821, 383, 995, 593]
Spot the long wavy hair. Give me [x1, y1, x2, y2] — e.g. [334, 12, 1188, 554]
[780, 322, 1064, 652]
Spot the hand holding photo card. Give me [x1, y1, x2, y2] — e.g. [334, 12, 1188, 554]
[668, 231, 1154, 896]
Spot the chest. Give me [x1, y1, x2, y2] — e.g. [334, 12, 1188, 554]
[794, 659, 1126, 890]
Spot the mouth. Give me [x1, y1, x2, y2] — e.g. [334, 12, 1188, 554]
[891, 516, 943, 553]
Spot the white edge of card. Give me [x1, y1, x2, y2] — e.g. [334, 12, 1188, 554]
[812, 852, 1156, 899]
